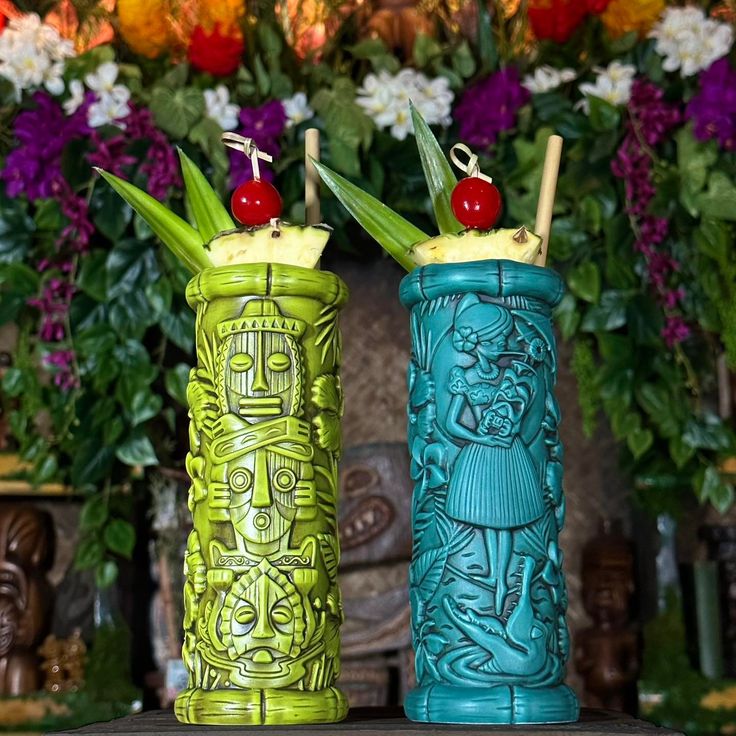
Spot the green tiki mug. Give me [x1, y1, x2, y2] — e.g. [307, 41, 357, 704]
[175, 263, 348, 725]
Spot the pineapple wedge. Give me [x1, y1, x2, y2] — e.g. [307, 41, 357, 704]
[206, 222, 331, 268]
[411, 227, 542, 266]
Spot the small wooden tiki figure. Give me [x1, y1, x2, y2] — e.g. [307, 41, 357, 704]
[576, 520, 639, 713]
[39, 635, 64, 693]
[61, 629, 86, 691]
[0, 505, 54, 695]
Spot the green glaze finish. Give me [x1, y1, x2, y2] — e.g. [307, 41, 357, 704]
[400, 259, 579, 725]
[175, 263, 349, 725]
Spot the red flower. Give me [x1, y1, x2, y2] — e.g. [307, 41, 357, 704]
[187, 23, 244, 77]
[528, 0, 589, 43]
[586, 0, 611, 12]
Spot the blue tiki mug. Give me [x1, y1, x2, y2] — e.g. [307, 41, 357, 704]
[400, 260, 579, 725]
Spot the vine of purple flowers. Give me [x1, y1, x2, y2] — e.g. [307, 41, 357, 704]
[611, 78, 686, 348]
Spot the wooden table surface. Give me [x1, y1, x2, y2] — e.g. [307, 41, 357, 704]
[50, 707, 682, 736]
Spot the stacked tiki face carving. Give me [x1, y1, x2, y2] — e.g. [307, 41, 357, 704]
[400, 261, 578, 724]
[175, 265, 348, 725]
[0, 505, 54, 696]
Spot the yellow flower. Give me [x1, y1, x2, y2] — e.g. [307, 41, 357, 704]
[701, 684, 736, 710]
[601, 0, 665, 38]
[117, 0, 172, 58]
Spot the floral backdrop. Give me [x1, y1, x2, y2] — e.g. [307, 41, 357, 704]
[0, 0, 735, 590]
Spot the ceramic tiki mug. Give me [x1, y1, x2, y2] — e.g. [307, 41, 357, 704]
[400, 260, 578, 725]
[174, 264, 348, 725]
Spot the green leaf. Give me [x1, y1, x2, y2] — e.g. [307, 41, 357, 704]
[128, 390, 163, 427]
[410, 103, 461, 235]
[103, 518, 136, 558]
[150, 87, 205, 140]
[554, 293, 580, 339]
[637, 383, 680, 437]
[695, 171, 736, 221]
[35, 454, 58, 483]
[165, 363, 191, 407]
[106, 239, 159, 299]
[669, 435, 695, 469]
[95, 169, 211, 273]
[187, 119, 230, 189]
[577, 196, 602, 235]
[694, 465, 734, 513]
[80, 496, 109, 530]
[34, 199, 64, 230]
[2, 366, 24, 397]
[161, 307, 195, 352]
[145, 277, 173, 318]
[587, 97, 621, 132]
[77, 251, 108, 302]
[476, 0, 497, 73]
[71, 441, 115, 487]
[682, 414, 731, 451]
[347, 39, 400, 73]
[253, 54, 271, 96]
[413, 34, 442, 69]
[452, 40, 476, 79]
[313, 161, 425, 270]
[93, 184, 132, 240]
[177, 148, 234, 241]
[95, 560, 119, 588]
[311, 78, 373, 174]
[116, 429, 158, 466]
[567, 262, 600, 303]
[580, 290, 628, 331]
[695, 219, 730, 266]
[627, 428, 653, 459]
[676, 126, 717, 212]
[75, 537, 105, 570]
[0, 196, 35, 263]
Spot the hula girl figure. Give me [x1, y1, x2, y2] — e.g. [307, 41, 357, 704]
[445, 294, 544, 614]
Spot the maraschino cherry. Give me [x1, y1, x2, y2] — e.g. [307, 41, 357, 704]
[231, 179, 282, 226]
[449, 143, 502, 230]
[222, 132, 283, 226]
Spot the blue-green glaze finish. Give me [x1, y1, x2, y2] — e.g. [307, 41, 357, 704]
[400, 260, 579, 725]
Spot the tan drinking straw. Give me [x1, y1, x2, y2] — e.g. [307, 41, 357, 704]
[534, 134, 564, 267]
[305, 128, 321, 226]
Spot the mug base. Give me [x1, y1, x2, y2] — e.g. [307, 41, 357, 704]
[174, 685, 348, 725]
[404, 683, 579, 724]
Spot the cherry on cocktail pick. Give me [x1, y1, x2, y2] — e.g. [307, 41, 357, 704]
[231, 179, 282, 226]
[449, 143, 502, 230]
[222, 133, 283, 226]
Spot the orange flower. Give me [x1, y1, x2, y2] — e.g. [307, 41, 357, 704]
[199, 0, 245, 34]
[601, 0, 665, 38]
[117, 0, 172, 58]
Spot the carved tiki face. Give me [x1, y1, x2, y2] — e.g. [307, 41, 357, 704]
[220, 560, 309, 683]
[217, 299, 306, 423]
[227, 450, 314, 547]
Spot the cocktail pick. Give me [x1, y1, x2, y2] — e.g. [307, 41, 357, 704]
[221, 132, 273, 180]
[222, 133, 282, 226]
[534, 135, 563, 267]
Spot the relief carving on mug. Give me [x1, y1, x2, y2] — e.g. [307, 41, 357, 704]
[408, 292, 569, 688]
